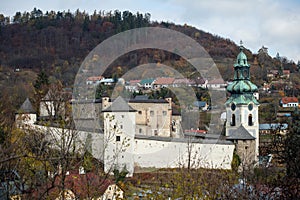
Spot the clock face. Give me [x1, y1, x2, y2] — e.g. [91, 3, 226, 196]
[248, 103, 253, 111]
[231, 103, 236, 111]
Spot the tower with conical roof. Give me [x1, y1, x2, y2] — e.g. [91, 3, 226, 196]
[225, 41, 259, 163]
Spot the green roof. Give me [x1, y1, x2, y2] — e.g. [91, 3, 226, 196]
[140, 78, 155, 85]
[226, 93, 259, 105]
[227, 80, 258, 94]
[226, 42, 259, 105]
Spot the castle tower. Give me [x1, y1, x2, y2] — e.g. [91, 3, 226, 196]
[102, 96, 136, 176]
[225, 41, 260, 163]
[15, 98, 37, 125]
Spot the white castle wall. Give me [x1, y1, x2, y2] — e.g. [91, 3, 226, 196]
[19, 122, 234, 177]
[133, 139, 235, 170]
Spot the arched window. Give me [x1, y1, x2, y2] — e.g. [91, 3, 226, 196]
[231, 114, 236, 126]
[248, 114, 253, 126]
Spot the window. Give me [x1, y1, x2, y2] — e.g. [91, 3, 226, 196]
[248, 114, 253, 126]
[231, 114, 236, 126]
[150, 111, 154, 116]
[120, 125, 123, 129]
[121, 115, 124, 118]
[138, 111, 142, 114]
[163, 111, 167, 116]
[139, 128, 142, 134]
[116, 136, 121, 141]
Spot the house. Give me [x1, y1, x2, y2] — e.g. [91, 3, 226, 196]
[267, 70, 279, 79]
[125, 79, 140, 92]
[139, 78, 155, 89]
[262, 83, 270, 92]
[50, 173, 124, 200]
[206, 78, 227, 89]
[172, 78, 195, 87]
[281, 70, 290, 79]
[193, 101, 208, 111]
[86, 76, 104, 85]
[194, 77, 207, 88]
[280, 97, 298, 108]
[259, 123, 288, 135]
[100, 78, 115, 85]
[153, 77, 175, 89]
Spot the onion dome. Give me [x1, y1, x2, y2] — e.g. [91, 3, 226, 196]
[226, 41, 259, 105]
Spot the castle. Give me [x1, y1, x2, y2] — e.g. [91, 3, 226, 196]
[16, 43, 259, 176]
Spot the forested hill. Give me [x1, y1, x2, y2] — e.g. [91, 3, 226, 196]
[0, 9, 238, 76]
[0, 9, 298, 103]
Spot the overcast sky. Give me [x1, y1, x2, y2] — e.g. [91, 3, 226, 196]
[1, 0, 300, 62]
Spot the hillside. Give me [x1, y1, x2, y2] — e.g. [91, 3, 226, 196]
[0, 9, 298, 109]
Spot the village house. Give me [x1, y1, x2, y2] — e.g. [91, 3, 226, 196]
[125, 79, 140, 92]
[153, 77, 175, 89]
[172, 78, 195, 87]
[193, 100, 209, 111]
[49, 173, 124, 200]
[139, 78, 155, 89]
[194, 77, 207, 88]
[259, 123, 288, 135]
[206, 78, 227, 89]
[281, 70, 290, 79]
[86, 76, 104, 85]
[280, 96, 299, 108]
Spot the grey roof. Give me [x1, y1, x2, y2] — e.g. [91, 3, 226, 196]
[102, 96, 136, 112]
[259, 123, 288, 130]
[134, 95, 149, 100]
[18, 98, 35, 114]
[227, 125, 255, 140]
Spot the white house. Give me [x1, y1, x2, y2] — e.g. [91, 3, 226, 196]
[280, 97, 299, 107]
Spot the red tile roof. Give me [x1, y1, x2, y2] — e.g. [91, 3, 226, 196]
[283, 70, 290, 74]
[154, 77, 175, 85]
[87, 76, 104, 81]
[281, 97, 298, 104]
[207, 78, 225, 84]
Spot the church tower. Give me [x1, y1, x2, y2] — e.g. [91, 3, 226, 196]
[225, 41, 260, 163]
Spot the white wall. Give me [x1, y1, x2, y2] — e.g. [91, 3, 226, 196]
[133, 139, 234, 170]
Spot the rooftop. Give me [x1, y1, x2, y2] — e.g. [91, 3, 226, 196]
[227, 125, 256, 140]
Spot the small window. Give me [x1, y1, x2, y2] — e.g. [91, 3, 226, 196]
[231, 114, 236, 126]
[139, 128, 142, 133]
[163, 111, 167, 116]
[116, 136, 121, 141]
[120, 125, 123, 129]
[150, 111, 154, 116]
[121, 115, 124, 118]
[248, 114, 253, 126]
[138, 111, 142, 114]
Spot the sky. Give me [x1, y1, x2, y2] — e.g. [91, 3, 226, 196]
[1, 0, 300, 62]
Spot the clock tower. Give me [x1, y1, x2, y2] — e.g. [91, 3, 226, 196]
[225, 41, 260, 163]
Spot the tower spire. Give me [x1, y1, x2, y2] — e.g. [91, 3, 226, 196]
[240, 40, 244, 51]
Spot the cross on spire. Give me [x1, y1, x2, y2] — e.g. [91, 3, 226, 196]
[240, 40, 244, 51]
